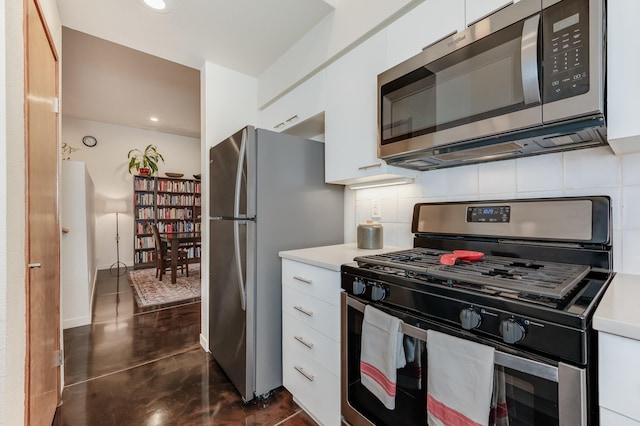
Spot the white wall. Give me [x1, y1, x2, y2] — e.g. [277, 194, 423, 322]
[349, 147, 639, 274]
[200, 61, 258, 350]
[61, 116, 201, 269]
[61, 161, 96, 329]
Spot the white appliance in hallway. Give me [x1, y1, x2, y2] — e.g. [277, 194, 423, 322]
[208, 125, 344, 402]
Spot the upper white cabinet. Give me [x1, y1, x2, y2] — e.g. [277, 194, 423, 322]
[606, 0, 640, 155]
[324, 30, 417, 185]
[386, 0, 465, 68]
[465, 0, 518, 27]
[259, 70, 326, 134]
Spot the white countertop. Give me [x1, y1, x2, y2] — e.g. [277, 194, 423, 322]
[594, 273, 640, 340]
[279, 243, 405, 271]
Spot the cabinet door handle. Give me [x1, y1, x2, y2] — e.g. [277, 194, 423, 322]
[293, 305, 314, 317]
[294, 335, 314, 349]
[294, 365, 314, 382]
[285, 114, 299, 123]
[274, 122, 285, 129]
[293, 275, 312, 285]
[28, 263, 42, 269]
[358, 163, 382, 171]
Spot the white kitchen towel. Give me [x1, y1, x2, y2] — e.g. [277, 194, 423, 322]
[427, 330, 495, 426]
[360, 305, 406, 410]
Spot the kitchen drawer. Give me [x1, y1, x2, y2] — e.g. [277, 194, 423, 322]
[600, 407, 640, 426]
[283, 338, 340, 426]
[283, 311, 340, 375]
[282, 259, 340, 307]
[599, 332, 640, 421]
[283, 286, 340, 341]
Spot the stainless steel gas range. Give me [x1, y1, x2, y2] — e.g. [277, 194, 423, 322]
[341, 196, 613, 426]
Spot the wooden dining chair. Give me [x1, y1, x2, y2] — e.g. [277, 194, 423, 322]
[152, 224, 189, 281]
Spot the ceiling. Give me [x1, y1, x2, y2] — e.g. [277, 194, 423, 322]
[58, 0, 335, 138]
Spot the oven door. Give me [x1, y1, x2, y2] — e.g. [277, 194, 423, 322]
[341, 294, 588, 426]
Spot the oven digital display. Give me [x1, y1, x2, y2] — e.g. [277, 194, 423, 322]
[467, 206, 510, 223]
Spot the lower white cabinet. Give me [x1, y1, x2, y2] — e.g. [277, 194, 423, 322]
[600, 408, 640, 426]
[598, 332, 640, 424]
[281, 258, 341, 426]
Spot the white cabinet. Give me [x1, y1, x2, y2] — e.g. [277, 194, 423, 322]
[386, 0, 465, 68]
[598, 332, 640, 424]
[465, 0, 517, 27]
[281, 258, 341, 426]
[259, 70, 325, 134]
[606, 0, 640, 155]
[601, 408, 640, 426]
[324, 30, 417, 185]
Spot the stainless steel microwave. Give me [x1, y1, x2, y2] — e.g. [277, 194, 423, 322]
[378, 0, 606, 170]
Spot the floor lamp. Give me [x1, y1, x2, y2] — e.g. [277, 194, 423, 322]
[105, 199, 128, 277]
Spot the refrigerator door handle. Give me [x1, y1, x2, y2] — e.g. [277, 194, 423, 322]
[233, 128, 248, 312]
[233, 220, 247, 311]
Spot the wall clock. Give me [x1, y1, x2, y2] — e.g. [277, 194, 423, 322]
[82, 135, 97, 147]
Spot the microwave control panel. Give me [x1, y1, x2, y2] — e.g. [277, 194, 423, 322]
[542, 0, 590, 103]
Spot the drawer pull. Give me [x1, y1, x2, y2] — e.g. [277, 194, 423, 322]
[293, 305, 314, 317]
[293, 275, 312, 285]
[294, 335, 314, 349]
[285, 114, 299, 123]
[294, 365, 314, 382]
[358, 162, 382, 171]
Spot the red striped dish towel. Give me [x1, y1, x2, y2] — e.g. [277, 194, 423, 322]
[360, 305, 406, 409]
[427, 330, 495, 426]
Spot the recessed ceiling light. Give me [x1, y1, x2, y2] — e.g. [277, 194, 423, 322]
[150, 117, 159, 122]
[138, 0, 173, 13]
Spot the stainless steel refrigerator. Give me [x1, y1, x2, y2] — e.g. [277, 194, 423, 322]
[208, 125, 344, 402]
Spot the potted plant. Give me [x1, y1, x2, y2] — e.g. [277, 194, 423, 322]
[127, 144, 165, 176]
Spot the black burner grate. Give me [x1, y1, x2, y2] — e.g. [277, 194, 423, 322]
[354, 248, 590, 299]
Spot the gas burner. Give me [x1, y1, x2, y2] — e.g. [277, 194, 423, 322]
[355, 249, 590, 300]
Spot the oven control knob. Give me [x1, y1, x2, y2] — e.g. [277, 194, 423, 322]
[460, 308, 482, 330]
[352, 279, 367, 295]
[500, 318, 526, 344]
[370, 285, 387, 301]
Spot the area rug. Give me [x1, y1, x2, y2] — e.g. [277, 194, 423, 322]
[128, 264, 201, 308]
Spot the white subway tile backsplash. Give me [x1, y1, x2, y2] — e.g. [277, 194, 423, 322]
[380, 197, 398, 222]
[516, 153, 563, 192]
[621, 230, 640, 275]
[421, 169, 448, 198]
[622, 186, 640, 229]
[563, 147, 621, 189]
[612, 230, 623, 273]
[445, 165, 478, 197]
[398, 198, 421, 223]
[515, 190, 564, 199]
[346, 149, 640, 273]
[479, 160, 516, 195]
[622, 152, 640, 185]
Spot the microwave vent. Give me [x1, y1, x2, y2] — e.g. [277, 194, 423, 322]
[431, 141, 524, 162]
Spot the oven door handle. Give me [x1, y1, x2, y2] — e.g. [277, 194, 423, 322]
[346, 296, 559, 382]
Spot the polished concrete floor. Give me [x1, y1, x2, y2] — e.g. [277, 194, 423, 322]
[55, 269, 317, 425]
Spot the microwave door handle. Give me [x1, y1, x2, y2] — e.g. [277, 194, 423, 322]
[521, 14, 541, 105]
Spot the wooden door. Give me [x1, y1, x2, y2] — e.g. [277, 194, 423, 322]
[25, 0, 60, 424]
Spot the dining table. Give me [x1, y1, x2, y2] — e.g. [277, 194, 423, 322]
[160, 232, 201, 284]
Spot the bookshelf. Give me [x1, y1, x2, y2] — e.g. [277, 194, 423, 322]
[133, 175, 201, 270]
